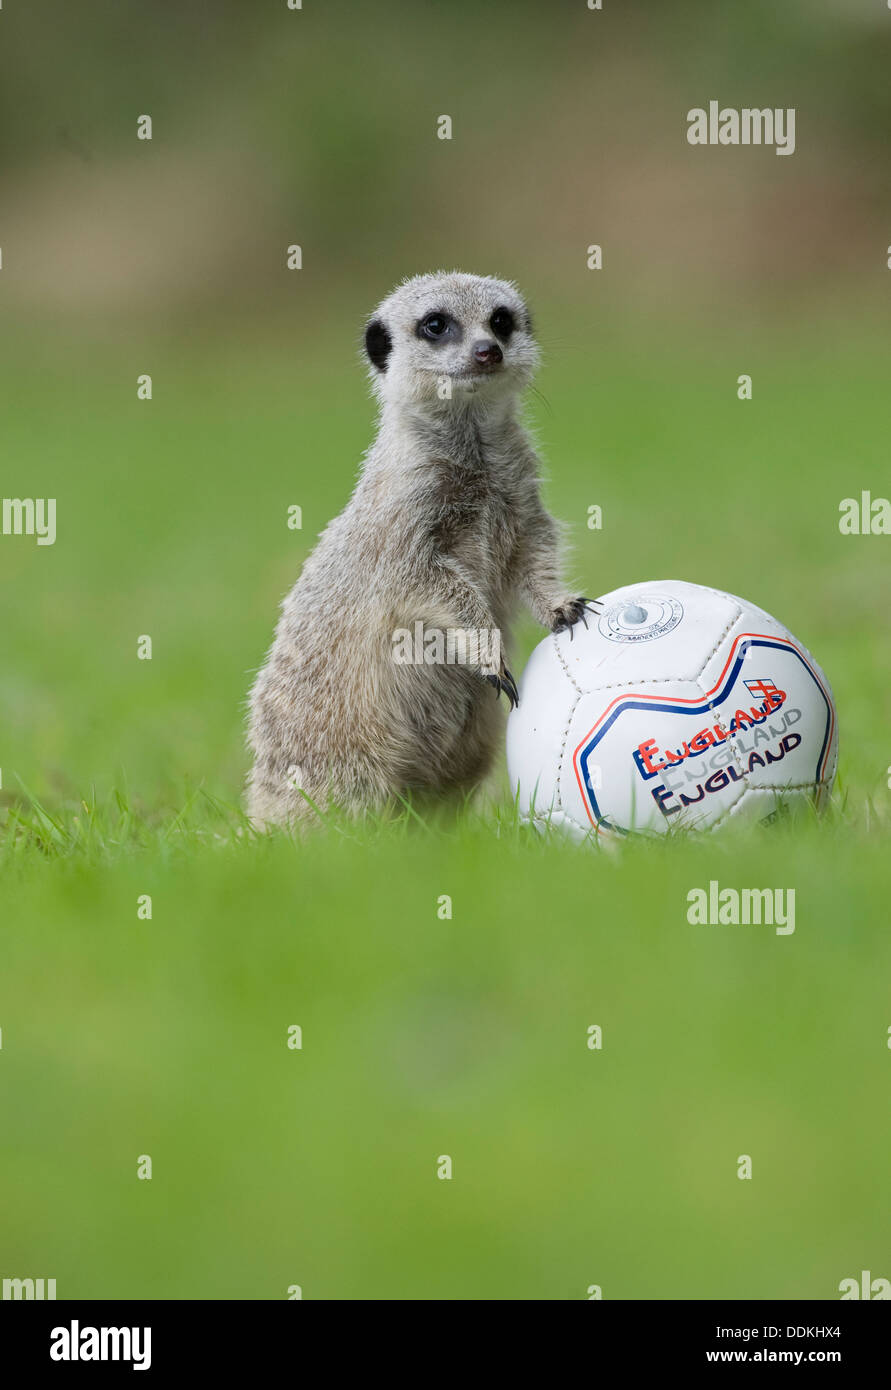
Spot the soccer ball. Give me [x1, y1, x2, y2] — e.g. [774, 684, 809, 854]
[506, 579, 838, 840]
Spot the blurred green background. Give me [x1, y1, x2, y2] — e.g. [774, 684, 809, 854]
[1, 0, 889, 1299]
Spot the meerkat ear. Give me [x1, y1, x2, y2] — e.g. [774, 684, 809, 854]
[364, 318, 392, 372]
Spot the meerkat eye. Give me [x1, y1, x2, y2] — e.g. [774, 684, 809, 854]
[490, 307, 515, 339]
[418, 313, 449, 340]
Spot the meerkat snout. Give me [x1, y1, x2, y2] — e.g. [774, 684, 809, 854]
[471, 339, 503, 369]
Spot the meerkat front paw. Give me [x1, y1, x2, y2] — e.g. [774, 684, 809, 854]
[550, 596, 599, 638]
[485, 663, 519, 709]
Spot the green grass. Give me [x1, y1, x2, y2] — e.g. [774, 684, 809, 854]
[1, 307, 890, 1298]
[2, 804, 890, 1299]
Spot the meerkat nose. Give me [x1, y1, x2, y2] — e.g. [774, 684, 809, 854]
[472, 340, 503, 367]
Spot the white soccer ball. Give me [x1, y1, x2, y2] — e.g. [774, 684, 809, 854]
[506, 579, 838, 840]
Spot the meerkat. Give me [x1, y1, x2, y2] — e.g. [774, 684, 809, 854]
[246, 270, 592, 826]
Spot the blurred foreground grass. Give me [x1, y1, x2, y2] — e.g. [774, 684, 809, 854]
[1, 812, 889, 1299]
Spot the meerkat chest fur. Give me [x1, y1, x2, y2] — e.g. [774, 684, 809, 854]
[418, 410, 527, 608]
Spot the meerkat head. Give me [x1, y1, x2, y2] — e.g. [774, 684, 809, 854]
[363, 271, 539, 409]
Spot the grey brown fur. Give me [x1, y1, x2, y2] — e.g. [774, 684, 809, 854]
[247, 271, 590, 825]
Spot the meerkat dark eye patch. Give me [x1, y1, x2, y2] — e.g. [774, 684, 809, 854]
[364, 318, 392, 372]
[490, 307, 516, 340]
[416, 311, 456, 343]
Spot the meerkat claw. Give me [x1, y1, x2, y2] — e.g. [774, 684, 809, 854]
[552, 596, 591, 637]
[486, 669, 519, 709]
